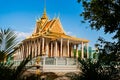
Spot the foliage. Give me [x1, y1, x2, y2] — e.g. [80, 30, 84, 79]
[97, 37, 120, 64]
[78, 0, 120, 40]
[93, 52, 97, 59]
[78, 0, 120, 61]
[0, 55, 32, 80]
[74, 49, 81, 58]
[0, 51, 6, 62]
[65, 72, 80, 80]
[0, 28, 56, 80]
[77, 1, 120, 79]
[78, 58, 119, 80]
[0, 28, 18, 62]
[0, 28, 34, 80]
[0, 62, 14, 80]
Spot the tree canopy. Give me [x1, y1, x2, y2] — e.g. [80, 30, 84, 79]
[78, 0, 120, 64]
[78, 0, 120, 40]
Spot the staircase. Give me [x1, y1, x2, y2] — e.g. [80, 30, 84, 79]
[43, 65, 80, 72]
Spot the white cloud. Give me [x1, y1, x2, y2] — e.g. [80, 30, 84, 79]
[66, 31, 72, 35]
[66, 31, 76, 37]
[15, 31, 31, 41]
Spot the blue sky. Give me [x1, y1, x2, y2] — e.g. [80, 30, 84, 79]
[0, 0, 114, 48]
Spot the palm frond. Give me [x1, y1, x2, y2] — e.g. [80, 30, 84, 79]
[0, 28, 18, 62]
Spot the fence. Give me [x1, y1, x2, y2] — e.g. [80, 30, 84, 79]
[11, 57, 77, 67]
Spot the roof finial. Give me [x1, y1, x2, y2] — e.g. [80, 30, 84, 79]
[44, 0, 46, 14]
[41, 0, 48, 20]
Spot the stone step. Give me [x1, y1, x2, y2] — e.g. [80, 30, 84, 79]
[28, 65, 78, 68]
[42, 65, 80, 72]
[43, 69, 80, 72]
[28, 65, 80, 72]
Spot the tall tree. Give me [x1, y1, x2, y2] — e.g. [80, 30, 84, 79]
[78, 0, 120, 40]
[78, 0, 120, 62]
[77, 1, 120, 79]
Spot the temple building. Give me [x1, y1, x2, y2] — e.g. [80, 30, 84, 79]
[14, 8, 89, 61]
[13, 7, 90, 72]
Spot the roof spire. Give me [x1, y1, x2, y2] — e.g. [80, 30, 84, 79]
[43, 0, 46, 14]
[41, 0, 48, 20]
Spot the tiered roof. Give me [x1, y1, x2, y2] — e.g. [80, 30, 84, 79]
[25, 9, 89, 43]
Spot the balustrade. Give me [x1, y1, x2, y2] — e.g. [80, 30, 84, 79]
[12, 57, 77, 66]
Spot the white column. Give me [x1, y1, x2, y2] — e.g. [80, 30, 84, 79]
[46, 41, 49, 57]
[35, 40, 37, 57]
[60, 38, 63, 57]
[67, 40, 69, 57]
[81, 42, 84, 59]
[36, 39, 38, 56]
[76, 44, 79, 58]
[55, 41, 57, 57]
[71, 44, 74, 57]
[38, 39, 41, 56]
[26, 43, 28, 58]
[32, 41, 34, 58]
[33, 40, 35, 57]
[27, 42, 29, 57]
[29, 41, 32, 55]
[31, 41, 33, 57]
[42, 38, 45, 55]
[86, 43, 89, 58]
[50, 42, 53, 57]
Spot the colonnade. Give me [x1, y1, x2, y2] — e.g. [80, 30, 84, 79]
[14, 38, 89, 60]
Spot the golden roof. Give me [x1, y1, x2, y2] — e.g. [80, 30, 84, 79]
[25, 9, 89, 43]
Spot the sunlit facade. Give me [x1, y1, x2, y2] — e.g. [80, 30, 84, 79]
[14, 8, 89, 61]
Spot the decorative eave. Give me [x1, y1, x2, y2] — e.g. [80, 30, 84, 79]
[23, 31, 89, 43]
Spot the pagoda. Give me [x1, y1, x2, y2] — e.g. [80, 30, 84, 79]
[14, 7, 89, 62]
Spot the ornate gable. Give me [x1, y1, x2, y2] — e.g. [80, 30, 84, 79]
[49, 19, 66, 34]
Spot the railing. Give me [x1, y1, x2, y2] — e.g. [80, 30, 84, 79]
[11, 57, 77, 67]
[44, 57, 77, 65]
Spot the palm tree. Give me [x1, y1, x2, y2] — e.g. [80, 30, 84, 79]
[0, 28, 18, 62]
[0, 28, 45, 80]
[0, 28, 35, 80]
